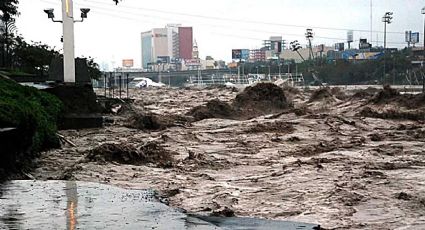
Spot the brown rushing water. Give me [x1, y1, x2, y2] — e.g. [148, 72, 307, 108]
[31, 87, 425, 229]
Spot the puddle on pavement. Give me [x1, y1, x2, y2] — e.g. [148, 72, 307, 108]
[0, 180, 320, 230]
[0, 180, 210, 230]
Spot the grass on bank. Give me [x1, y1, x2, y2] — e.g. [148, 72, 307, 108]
[0, 75, 62, 152]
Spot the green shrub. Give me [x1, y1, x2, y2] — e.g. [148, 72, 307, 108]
[0, 77, 62, 152]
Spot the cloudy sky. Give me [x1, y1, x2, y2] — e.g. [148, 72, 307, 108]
[15, 0, 425, 69]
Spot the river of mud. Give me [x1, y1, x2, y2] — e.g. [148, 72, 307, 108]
[27, 85, 425, 229]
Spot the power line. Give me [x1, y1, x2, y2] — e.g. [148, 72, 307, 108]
[82, 0, 405, 35]
[38, 0, 408, 47]
[41, 0, 350, 42]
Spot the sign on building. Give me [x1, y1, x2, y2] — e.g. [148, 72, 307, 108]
[122, 59, 134, 68]
[185, 59, 201, 66]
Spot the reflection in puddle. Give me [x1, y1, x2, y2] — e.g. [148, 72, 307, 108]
[65, 181, 78, 230]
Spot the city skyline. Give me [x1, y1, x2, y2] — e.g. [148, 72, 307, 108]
[15, 0, 425, 69]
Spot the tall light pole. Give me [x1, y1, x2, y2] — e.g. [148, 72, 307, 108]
[422, 7, 425, 63]
[421, 7, 425, 92]
[382, 12, 393, 84]
[290, 40, 306, 62]
[305, 29, 314, 61]
[44, 0, 90, 83]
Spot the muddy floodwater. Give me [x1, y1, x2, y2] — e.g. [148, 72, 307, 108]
[29, 86, 425, 229]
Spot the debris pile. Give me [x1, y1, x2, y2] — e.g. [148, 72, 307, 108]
[358, 107, 425, 121]
[187, 99, 235, 121]
[86, 143, 142, 165]
[330, 87, 348, 100]
[308, 87, 336, 103]
[187, 83, 292, 121]
[140, 142, 176, 168]
[233, 83, 291, 117]
[371, 85, 400, 104]
[179, 151, 233, 171]
[351, 87, 379, 100]
[246, 121, 295, 133]
[86, 142, 175, 167]
[126, 112, 189, 130]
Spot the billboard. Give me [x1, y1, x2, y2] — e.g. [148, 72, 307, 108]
[411, 32, 420, 44]
[347, 31, 354, 43]
[232, 49, 242, 59]
[122, 59, 134, 68]
[241, 49, 250, 60]
[157, 56, 170, 64]
[335, 43, 345, 51]
[405, 31, 419, 44]
[359, 39, 371, 49]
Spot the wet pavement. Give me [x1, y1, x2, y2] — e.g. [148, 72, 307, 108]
[0, 180, 320, 230]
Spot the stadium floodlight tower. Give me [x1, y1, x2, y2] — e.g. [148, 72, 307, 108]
[290, 40, 306, 62]
[382, 12, 393, 84]
[43, 0, 90, 83]
[305, 29, 315, 60]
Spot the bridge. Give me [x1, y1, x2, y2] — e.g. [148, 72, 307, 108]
[96, 69, 238, 87]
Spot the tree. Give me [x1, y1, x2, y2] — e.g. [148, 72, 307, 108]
[86, 57, 101, 80]
[11, 36, 60, 76]
[0, 0, 19, 68]
[0, 0, 19, 18]
[10, 37, 102, 80]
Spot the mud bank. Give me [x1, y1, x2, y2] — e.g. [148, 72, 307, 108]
[32, 85, 425, 229]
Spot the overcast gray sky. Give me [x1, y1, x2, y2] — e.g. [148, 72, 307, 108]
[15, 0, 425, 69]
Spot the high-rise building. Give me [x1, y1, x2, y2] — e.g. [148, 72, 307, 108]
[141, 31, 153, 69]
[178, 27, 193, 60]
[141, 25, 193, 69]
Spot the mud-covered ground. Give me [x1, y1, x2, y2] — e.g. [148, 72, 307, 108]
[33, 85, 425, 229]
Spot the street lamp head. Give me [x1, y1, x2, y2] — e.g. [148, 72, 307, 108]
[80, 8, 90, 18]
[43, 8, 55, 19]
[421, 7, 425, 14]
